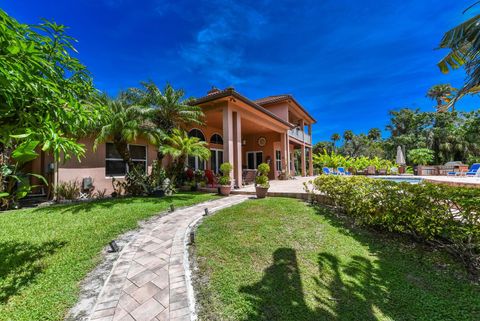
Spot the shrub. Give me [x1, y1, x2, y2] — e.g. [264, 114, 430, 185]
[55, 180, 80, 200]
[255, 163, 270, 188]
[408, 148, 434, 165]
[219, 162, 232, 186]
[309, 175, 480, 274]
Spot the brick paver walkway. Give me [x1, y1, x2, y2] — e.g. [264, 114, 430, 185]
[88, 195, 249, 321]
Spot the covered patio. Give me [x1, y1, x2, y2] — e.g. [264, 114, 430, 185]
[189, 89, 299, 187]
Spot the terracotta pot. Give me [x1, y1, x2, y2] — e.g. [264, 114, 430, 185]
[219, 185, 232, 196]
[255, 186, 269, 199]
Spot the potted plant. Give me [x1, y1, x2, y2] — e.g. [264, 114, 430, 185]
[218, 162, 233, 196]
[255, 163, 270, 198]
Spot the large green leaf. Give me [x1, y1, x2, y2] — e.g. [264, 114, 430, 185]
[11, 140, 40, 165]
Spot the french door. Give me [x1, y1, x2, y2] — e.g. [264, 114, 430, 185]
[246, 151, 263, 169]
[210, 149, 223, 174]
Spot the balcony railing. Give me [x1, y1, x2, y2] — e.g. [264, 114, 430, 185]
[288, 129, 311, 144]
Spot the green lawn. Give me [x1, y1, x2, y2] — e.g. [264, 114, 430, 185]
[193, 198, 480, 321]
[0, 192, 219, 321]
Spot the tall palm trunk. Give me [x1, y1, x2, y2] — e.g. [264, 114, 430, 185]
[114, 139, 133, 168]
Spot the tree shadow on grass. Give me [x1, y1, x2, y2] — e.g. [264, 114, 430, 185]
[31, 192, 205, 215]
[0, 240, 66, 303]
[311, 205, 480, 321]
[236, 206, 480, 321]
[239, 248, 386, 321]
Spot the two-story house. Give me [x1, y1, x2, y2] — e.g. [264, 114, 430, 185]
[28, 87, 315, 193]
[186, 87, 316, 187]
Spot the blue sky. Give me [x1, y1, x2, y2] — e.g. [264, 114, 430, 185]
[5, 0, 479, 142]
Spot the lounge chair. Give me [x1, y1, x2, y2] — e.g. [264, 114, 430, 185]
[322, 167, 335, 175]
[337, 167, 351, 175]
[466, 163, 480, 176]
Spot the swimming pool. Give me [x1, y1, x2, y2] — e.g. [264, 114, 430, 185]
[372, 176, 423, 184]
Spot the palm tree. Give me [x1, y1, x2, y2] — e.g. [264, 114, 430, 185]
[126, 81, 204, 134]
[367, 128, 381, 141]
[330, 133, 340, 151]
[94, 98, 161, 167]
[426, 84, 457, 112]
[343, 130, 354, 142]
[438, 8, 480, 105]
[160, 128, 210, 185]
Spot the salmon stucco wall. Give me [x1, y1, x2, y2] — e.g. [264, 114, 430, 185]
[58, 137, 159, 194]
[242, 132, 281, 179]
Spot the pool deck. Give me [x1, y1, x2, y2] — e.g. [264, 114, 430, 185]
[231, 174, 480, 199]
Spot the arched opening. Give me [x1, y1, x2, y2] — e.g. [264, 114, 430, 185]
[187, 128, 206, 171]
[188, 128, 206, 141]
[210, 133, 223, 145]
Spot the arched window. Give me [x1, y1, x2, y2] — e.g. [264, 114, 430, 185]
[187, 129, 206, 171]
[210, 133, 223, 145]
[188, 129, 205, 141]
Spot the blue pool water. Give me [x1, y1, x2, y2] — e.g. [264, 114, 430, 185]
[372, 176, 423, 184]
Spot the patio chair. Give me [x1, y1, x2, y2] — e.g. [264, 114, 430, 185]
[337, 167, 351, 175]
[466, 163, 480, 176]
[322, 167, 337, 175]
[378, 168, 387, 175]
[366, 165, 376, 175]
[243, 169, 257, 185]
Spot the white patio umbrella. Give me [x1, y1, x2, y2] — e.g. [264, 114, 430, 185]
[396, 146, 406, 165]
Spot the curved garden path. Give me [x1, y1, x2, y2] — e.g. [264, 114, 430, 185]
[88, 195, 249, 321]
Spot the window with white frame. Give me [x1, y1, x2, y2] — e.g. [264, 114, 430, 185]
[275, 150, 282, 172]
[105, 143, 147, 176]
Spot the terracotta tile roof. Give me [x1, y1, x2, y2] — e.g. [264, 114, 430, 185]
[254, 94, 316, 123]
[254, 94, 292, 105]
[192, 88, 294, 128]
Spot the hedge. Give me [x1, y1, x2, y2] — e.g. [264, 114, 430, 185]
[308, 176, 480, 274]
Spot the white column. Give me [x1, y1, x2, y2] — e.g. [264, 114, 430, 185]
[301, 144, 306, 177]
[223, 105, 234, 182]
[280, 132, 286, 178]
[286, 135, 291, 175]
[233, 111, 242, 187]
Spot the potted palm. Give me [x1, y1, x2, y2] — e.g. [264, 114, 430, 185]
[218, 162, 233, 196]
[255, 163, 270, 198]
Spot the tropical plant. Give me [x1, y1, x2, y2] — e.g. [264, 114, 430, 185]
[255, 163, 270, 188]
[125, 82, 204, 134]
[343, 130, 354, 142]
[218, 162, 232, 186]
[94, 98, 161, 167]
[408, 148, 435, 166]
[0, 10, 101, 208]
[313, 150, 348, 169]
[54, 180, 81, 201]
[310, 175, 480, 274]
[437, 6, 480, 105]
[160, 129, 210, 187]
[0, 10, 99, 157]
[125, 82, 205, 161]
[426, 84, 457, 112]
[367, 128, 381, 141]
[330, 133, 341, 151]
[0, 140, 47, 209]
